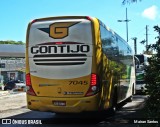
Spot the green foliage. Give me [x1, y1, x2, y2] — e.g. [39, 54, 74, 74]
[144, 26, 160, 118]
[0, 40, 24, 45]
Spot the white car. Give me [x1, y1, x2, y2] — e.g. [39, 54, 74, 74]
[14, 82, 26, 91]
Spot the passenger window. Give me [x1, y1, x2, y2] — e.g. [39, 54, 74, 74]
[100, 25, 118, 60]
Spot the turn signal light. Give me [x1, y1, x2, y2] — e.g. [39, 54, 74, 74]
[91, 73, 97, 86]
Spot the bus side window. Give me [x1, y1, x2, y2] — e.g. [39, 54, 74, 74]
[100, 25, 118, 60]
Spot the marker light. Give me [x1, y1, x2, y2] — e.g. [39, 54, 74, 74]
[86, 16, 92, 21]
[31, 19, 38, 24]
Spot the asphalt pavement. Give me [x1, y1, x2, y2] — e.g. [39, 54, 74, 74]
[0, 93, 155, 127]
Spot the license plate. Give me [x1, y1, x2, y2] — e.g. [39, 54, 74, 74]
[52, 101, 66, 106]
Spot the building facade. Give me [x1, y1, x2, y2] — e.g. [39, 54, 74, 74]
[0, 44, 25, 84]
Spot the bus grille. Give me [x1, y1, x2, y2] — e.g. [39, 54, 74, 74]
[33, 54, 87, 66]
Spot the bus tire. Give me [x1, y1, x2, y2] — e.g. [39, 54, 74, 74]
[127, 84, 134, 102]
[132, 83, 135, 95]
[127, 95, 133, 102]
[110, 88, 117, 114]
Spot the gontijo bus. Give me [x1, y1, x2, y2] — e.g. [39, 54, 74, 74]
[26, 16, 135, 113]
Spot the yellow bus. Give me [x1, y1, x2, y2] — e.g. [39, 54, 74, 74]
[26, 16, 135, 113]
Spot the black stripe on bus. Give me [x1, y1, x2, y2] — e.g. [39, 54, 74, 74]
[33, 58, 87, 62]
[33, 54, 87, 58]
[35, 62, 85, 66]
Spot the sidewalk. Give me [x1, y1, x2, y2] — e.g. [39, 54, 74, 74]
[0, 92, 27, 118]
[0, 90, 9, 96]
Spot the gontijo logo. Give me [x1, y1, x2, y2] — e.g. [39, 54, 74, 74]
[38, 22, 79, 39]
[31, 42, 90, 54]
[31, 42, 90, 66]
[30, 22, 90, 66]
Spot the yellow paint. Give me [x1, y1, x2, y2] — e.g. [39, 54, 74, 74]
[30, 74, 91, 97]
[26, 16, 134, 113]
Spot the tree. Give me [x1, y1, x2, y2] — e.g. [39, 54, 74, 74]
[0, 40, 24, 45]
[122, 0, 160, 119]
[122, 0, 141, 4]
[144, 26, 160, 118]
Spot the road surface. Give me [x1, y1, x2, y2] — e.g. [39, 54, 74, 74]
[0, 91, 155, 127]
